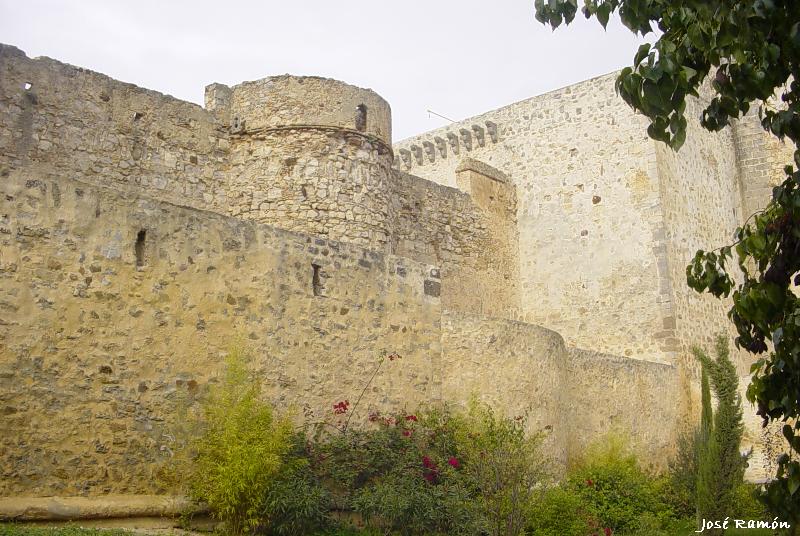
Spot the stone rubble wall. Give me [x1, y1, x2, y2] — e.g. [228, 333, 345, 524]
[226, 128, 393, 250]
[565, 348, 679, 472]
[217, 75, 392, 144]
[440, 311, 569, 472]
[0, 44, 229, 214]
[2, 39, 776, 503]
[440, 314, 681, 475]
[388, 170, 519, 317]
[653, 91, 791, 481]
[0, 172, 443, 497]
[653, 92, 744, 377]
[0, 43, 515, 314]
[732, 107, 796, 218]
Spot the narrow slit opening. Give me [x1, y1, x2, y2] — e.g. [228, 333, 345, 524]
[355, 104, 367, 132]
[312, 263, 323, 296]
[135, 230, 146, 267]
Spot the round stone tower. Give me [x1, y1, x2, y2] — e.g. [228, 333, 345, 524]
[206, 75, 393, 250]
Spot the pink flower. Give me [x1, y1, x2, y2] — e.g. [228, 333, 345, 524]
[422, 456, 434, 469]
[447, 456, 460, 469]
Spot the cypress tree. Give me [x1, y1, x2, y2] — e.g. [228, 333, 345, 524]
[693, 336, 747, 535]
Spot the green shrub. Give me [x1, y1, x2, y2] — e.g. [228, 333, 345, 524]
[732, 482, 768, 520]
[564, 434, 673, 534]
[186, 348, 298, 534]
[617, 513, 695, 536]
[447, 400, 549, 536]
[665, 427, 700, 519]
[261, 461, 332, 536]
[526, 487, 594, 536]
[310, 400, 548, 536]
[312, 408, 484, 536]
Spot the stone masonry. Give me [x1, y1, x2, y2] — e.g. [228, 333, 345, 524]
[0, 42, 789, 514]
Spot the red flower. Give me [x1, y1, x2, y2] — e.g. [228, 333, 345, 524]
[604, 528, 612, 536]
[586, 479, 594, 487]
[402, 429, 412, 437]
[381, 416, 396, 427]
[422, 456, 434, 469]
[405, 414, 418, 422]
[387, 352, 402, 361]
[368, 412, 379, 422]
[447, 456, 460, 469]
[333, 400, 350, 415]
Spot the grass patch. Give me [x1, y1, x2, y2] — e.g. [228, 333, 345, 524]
[0, 525, 132, 536]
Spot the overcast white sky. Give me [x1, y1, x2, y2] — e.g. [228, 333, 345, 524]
[0, 1, 649, 141]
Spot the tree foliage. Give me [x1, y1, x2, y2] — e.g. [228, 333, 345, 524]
[534, 0, 800, 521]
[694, 337, 747, 534]
[696, 366, 715, 527]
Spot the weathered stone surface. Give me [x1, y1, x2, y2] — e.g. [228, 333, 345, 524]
[0, 39, 786, 507]
[0, 174, 442, 497]
[396, 73, 790, 480]
[0, 495, 193, 521]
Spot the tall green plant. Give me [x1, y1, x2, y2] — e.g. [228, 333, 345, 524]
[694, 336, 747, 534]
[695, 365, 715, 527]
[189, 348, 297, 534]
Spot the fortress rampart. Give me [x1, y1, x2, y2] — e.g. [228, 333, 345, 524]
[0, 41, 786, 516]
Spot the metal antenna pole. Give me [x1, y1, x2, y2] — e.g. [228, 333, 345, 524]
[427, 109, 456, 123]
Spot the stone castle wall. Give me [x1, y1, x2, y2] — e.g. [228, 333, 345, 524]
[732, 107, 796, 218]
[0, 171, 446, 496]
[388, 168, 519, 317]
[0, 166, 678, 497]
[3, 39, 786, 506]
[440, 312, 569, 470]
[396, 72, 794, 480]
[226, 128, 393, 249]
[0, 45, 229, 215]
[395, 73, 678, 364]
[216, 76, 395, 250]
[565, 348, 678, 471]
[0, 43, 517, 317]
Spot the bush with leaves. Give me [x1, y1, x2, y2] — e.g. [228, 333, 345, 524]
[446, 400, 549, 536]
[666, 426, 701, 520]
[308, 399, 548, 536]
[180, 349, 300, 534]
[526, 486, 596, 536]
[260, 460, 332, 536]
[567, 435, 672, 534]
[527, 434, 678, 535]
[311, 407, 485, 536]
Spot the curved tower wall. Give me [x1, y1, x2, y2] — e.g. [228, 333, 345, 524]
[210, 76, 393, 250]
